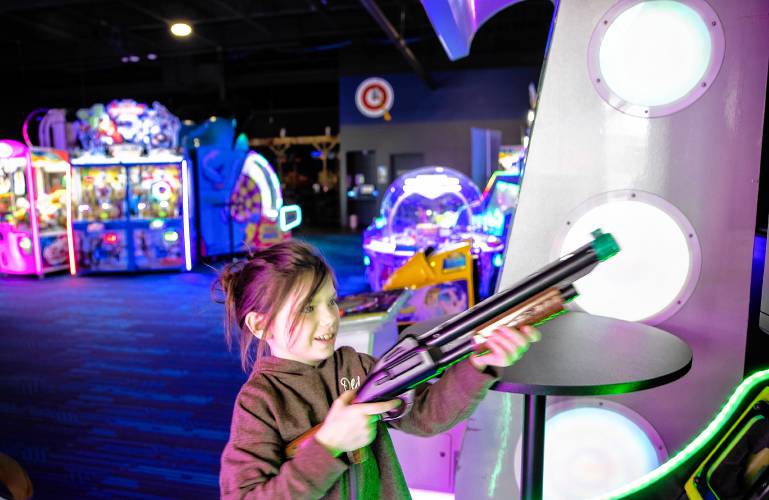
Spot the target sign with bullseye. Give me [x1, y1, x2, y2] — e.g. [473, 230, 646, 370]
[355, 77, 394, 121]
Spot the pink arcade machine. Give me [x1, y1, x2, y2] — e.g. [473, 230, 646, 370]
[0, 139, 73, 277]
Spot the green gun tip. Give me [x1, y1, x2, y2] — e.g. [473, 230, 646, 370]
[591, 229, 620, 261]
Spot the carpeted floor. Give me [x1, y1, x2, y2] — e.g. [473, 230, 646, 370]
[0, 231, 368, 499]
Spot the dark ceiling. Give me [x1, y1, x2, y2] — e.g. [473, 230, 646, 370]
[0, 0, 554, 138]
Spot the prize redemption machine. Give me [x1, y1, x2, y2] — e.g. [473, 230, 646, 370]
[0, 140, 73, 277]
[181, 118, 301, 258]
[363, 166, 505, 323]
[69, 100, 193, 273]
[226, 151, 301, 252]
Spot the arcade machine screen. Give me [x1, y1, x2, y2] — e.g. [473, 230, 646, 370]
[482, 173, 521, 239]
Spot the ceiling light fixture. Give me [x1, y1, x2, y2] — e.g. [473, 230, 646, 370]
[170, 22, 192, 37]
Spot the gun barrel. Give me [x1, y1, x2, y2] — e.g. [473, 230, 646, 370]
[419, 239, 603, 349]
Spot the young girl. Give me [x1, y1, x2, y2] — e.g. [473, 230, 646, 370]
[217, 240, 540, 499]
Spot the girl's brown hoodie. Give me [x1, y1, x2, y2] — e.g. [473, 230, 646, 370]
[220, 346, 499, 499]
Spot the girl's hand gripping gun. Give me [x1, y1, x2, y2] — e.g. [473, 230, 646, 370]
[286, 229, 620, 458]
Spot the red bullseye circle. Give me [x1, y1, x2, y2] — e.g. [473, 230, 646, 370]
[355, 78, 394, 119]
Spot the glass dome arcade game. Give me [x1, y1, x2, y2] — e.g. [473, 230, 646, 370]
[363, 166, 505, 300]
[69, 100, 193, 273]
[0, 140, 73, 277]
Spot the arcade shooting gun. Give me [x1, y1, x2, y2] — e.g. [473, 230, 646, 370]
[286, 229, 620, 458]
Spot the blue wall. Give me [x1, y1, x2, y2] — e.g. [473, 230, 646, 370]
[340, 67, 539, 125]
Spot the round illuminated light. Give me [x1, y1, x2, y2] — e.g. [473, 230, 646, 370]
[151, 181, 173, 201]
[514, 400, 666, 500]
[554, 190, 700, 324]
[19, 237, 32, 251]
[170, 22, 192, 37]
[588, 0, 724, 117]
[164, 230, 179, 243]
[526, 110, 535, 124]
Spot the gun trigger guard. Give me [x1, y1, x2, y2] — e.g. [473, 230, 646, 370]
[381, 389, 415, 422]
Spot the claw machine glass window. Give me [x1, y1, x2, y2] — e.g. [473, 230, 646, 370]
[128, 164, 181, 220]
[70, 164, 130, 272]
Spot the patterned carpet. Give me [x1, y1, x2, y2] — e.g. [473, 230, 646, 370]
[0, 231, 368, 500]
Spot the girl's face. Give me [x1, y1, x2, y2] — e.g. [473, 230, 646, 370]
[266, 276, 340, 366]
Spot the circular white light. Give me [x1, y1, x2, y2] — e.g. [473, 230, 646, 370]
[588, 0, 724, 117]
[556, 191, 700, 323]
[515, 403, 664, 500]
[170, 22, 192, 37]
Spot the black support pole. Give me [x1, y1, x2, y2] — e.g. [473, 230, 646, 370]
[521, 394, 546, 500]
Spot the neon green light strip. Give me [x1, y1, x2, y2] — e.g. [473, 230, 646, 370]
[596, 368, 769, 499]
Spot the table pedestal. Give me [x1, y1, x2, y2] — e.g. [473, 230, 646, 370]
[521, 394, 546, 500]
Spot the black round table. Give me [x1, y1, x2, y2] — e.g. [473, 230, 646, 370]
[404, 312, 692, 500]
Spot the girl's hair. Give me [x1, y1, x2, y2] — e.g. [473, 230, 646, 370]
[213, 240, 336, 371]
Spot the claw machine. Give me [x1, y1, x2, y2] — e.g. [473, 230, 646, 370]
[0, 139, 73, 277]
[68, 100, 194, 273]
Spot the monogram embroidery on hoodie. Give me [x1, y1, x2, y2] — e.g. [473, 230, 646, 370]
[340, 376, 360, 391]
